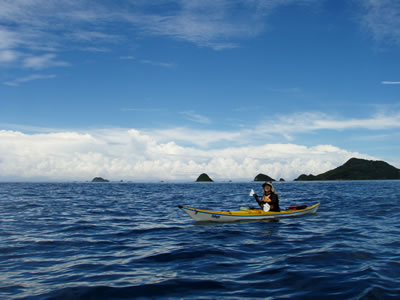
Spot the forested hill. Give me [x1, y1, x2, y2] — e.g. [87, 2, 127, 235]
[295, 158, 400, 181]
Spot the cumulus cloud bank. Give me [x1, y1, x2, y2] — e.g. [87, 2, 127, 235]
[0, 128, 371, 182]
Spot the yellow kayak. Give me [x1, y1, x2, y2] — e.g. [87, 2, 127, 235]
[178, 202, 320, 222]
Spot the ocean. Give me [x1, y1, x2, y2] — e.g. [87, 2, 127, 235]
[1, 181, 400, 299]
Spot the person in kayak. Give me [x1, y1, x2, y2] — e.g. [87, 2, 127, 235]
[253, 182, 280, 212]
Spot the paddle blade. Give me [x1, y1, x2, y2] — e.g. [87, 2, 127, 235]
[249, 189, 255, 196]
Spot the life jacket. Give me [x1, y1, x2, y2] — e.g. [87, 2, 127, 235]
[262, 193, 280, 212]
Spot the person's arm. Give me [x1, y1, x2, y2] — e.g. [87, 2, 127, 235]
[253, 194, 263, 209]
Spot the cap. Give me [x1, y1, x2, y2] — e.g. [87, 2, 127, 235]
[262, 181, 276, 193]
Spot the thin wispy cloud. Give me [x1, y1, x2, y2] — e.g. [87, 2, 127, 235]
[120, 56, 135, 60]
[81, 47, 110, 52]
[1, 0, 399, 71]
[266, 87, 301, 94]
[0, 0, 319, 70]
[133, 0, 320, 50]
[3, 74, 56, 86]
[140, 109, 400, 148]
[0, 50, 19, 63]
[0, 27, 24, 64]
[119, 56, 174, 67]
[359, 0, 400, 45]
[150, 127, 240, 147]
[68, 30, 121, 42]
[258, 111, 400, 138]
[382, 81, 400, 85]
[121, 108, 163, 113]
[23, 54, 69, 69]
[4, 0, 397, 80]
[139, 59, 175, 68]
[180, 111, 212, 125]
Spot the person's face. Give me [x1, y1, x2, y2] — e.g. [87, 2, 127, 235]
[264, 185, 271, 192]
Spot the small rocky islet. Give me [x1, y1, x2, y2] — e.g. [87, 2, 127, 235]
[91, 177, 109, 183]
[195, 173, 214, 182]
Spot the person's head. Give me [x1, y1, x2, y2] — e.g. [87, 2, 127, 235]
[262, 182, 275, 193]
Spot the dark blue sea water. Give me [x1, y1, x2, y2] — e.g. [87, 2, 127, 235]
[1, 181, 400, 299]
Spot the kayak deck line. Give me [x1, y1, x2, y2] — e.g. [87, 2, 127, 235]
[178, 202, 320, 222]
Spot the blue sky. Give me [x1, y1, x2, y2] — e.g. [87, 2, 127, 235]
[1, 0, 400, 181]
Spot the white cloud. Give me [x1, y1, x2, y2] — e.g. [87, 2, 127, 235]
[139, 59, 175, 68]
[127, 110, 400, 147]
[256, 111, 400, 138]
[0, 127, 373, 182]
[120, 56, 135, 60]
[148, 127, 241, 147]
[23, 53, 69, 69]
[119, 0, 277, 50]
[382, 81, 400, 85]
[0, 0, 320, 63]
[0, 50, 19, 63]
[0, 27, 22, 50]
[68, 30, 121, 42]
[359, 0, 400, 45]
[180, 111, 211, 125]
[121, 108, 162, 113]
[3, 74, 56, 86]
[6, 0, 400, 69]
[1, 110, 399, 181]
[118, 55, 175, 67]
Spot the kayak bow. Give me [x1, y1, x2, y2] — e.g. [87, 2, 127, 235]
[178, 202, 320, 222]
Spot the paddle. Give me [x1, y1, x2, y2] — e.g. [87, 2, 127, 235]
[249, 189, 270, 212]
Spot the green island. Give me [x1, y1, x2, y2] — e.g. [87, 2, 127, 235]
[91, 177, 110, 183]
[254, 173, 275, 182]
[294, 158, 400, 181]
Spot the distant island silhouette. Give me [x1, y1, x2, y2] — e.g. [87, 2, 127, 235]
[294, 158, 400, 181]
[254, 173, 275, 182]
[196, 173, 213, 182]
[88, 158, 399, 183]
[91, 177, 109, 182]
